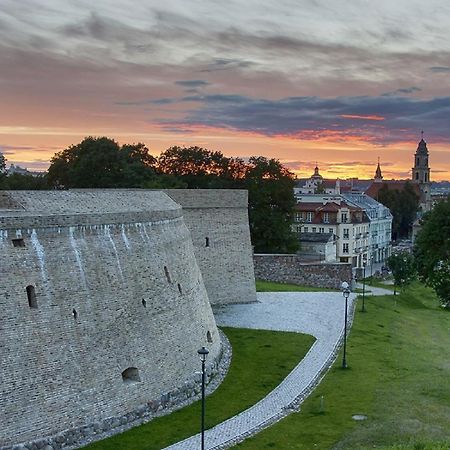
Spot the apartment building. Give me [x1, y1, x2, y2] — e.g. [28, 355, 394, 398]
[293, 193, 392, 268]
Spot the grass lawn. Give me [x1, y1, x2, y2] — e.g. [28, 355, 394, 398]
[83, 327, 315, 450]
[256, 279, 337, 292]
[236, 282, 450, 449]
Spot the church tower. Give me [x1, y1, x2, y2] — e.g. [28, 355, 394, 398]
[412, 132, 431, 211]
[374, 157, 383, 182]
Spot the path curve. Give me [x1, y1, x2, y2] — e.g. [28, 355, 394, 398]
[163, 291, 356, 450]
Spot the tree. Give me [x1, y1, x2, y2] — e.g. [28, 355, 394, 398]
[47, 137, 167, 188]
[158, 146, 245, 188]
[157, 147, 298, 253]
[387, 251, 416, 295]
[0, 152, 5, 172]
[0, 152, 6, 183]
[378, 182, 419, 239]
[244, 156, 299, 253]
[1, 173, 50, 190]
[414, 197, 450, 308]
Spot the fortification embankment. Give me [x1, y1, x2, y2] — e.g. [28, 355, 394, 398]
[0, 191, 221, 449]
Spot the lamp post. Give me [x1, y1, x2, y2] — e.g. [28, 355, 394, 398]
[341, 281, 351, 369]
[197, 346, 209, 450]
[362, 261, 366, 312]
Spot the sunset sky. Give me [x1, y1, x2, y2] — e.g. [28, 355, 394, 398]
[1, 0, 450, 180]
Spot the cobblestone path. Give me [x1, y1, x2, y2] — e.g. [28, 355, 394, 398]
[163, 291, 356, 450]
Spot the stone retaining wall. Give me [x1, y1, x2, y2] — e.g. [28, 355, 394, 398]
[253, 254, 352, 289]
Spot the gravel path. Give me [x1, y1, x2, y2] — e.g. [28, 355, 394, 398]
[163, 291, 356, 450]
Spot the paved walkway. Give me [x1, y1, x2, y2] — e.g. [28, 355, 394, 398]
[355, 282, 393, 296]
[164, 291, 356, 450]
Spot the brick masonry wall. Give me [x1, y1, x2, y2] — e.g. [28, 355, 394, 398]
[165, 190, 257, 305]
[253, 254, 353, 289]
[0, 199, 220, 447]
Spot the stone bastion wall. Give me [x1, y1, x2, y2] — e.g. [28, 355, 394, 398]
[164, 189, 257, 305]
[0, 190, 223, 449]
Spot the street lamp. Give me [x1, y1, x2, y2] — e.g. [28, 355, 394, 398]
[197, 346, 209, 450]
[362, 261, 366, 313]
[341, 281, 351, 369]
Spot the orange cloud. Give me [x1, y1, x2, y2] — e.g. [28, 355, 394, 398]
[340, 114, 385, 121]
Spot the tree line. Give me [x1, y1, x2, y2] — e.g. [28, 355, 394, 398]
[1, 136, 299, 254]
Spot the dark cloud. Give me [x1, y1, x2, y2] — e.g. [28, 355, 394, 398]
[200, 58, 255, 72]
[175, 80, 210, 88]
[383, 86, 422, 96]
[154, 94, 450, 144]
[430, 66, 450, 73]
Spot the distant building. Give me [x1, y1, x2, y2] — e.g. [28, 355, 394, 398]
[6, 164, 45, 177]
[293, 193, 392, 268]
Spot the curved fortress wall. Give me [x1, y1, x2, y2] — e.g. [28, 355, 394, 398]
[164, 189, 257, 305]
[0, 191, 220, 448]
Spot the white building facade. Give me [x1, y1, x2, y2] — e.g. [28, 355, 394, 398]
[294, 193, 392, 268]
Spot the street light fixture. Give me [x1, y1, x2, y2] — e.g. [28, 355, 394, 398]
[362, 261, 366, 312]
[341, 281, 351, 369]
[197, 346, 209, 450]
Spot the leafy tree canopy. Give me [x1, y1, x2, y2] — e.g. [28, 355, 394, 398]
[47, 137, 170, 189]
[0, 173, 50, 190]
[414, 197, 450, 308]
[0, 152, 6, 172]
[158, 146, 245, 188]
[378, 182, 419, 240]
[387, 251, 416, 295]
[157, 148, 298, 253]
[244, 156, 299, 254]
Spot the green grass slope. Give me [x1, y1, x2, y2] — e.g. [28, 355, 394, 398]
[236, 282, 450, 449]
[83, 327, 315, 450]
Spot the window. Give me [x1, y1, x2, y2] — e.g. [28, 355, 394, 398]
[328, 228, 333, 234]
[142, 299, 147, 308]
[306, 212, 313, 222]
[341, 213, 348, 223]
[177, 283, 183, 295]
[12, 238, 25, 248]
[323, 212, 329, 223]
[26, 285, 37, 309]
[205, 237, 210, 247]
[343, 243, 349, 254]
[294, 212, 302, 222]
[72, 308, 78, 320]
[207, 331, 213, 343]
[319, 227, 324, 233]
[303, 227, 308, 232]
[416, 172, 419, 180]
[343, 228, 349, 239]
[121, 367, 141, 384]
[312, 227, 316, 232]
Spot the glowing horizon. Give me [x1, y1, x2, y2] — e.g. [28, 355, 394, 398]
[1, 1, 449, 181]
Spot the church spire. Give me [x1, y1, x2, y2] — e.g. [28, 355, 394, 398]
[374, 157, 383, 182]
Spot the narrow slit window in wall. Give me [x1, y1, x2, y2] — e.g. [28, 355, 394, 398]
[164, 266, 172, 283]
[177, 283, 182, 295]
[26, 285, 38, 309]
[72, 309, 78, 320]
[12, 238, 25, 248]
[142, 299, 147, 308]
[205, 237, 210, 247]
[122, 367, 141, 384]
[207, 330, 213, 343]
